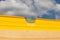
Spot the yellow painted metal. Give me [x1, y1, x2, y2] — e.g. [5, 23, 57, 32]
[0, 15, 60, 30]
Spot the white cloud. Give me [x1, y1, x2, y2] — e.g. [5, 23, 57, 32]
[55, 4, 60, 12]
[0, 0, 56, 18]
[0, 0, 38, 17]
[54, 4, 60, 19]
[34, 0, 56, 17]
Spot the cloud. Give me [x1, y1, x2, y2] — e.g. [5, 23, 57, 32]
[34, 0, 56, 16]
[0, 0, 38, 17]
[54, 4, 60, 19]
[0, 0, 58, 18]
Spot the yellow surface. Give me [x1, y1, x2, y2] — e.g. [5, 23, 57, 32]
[0, 15, 60, 30]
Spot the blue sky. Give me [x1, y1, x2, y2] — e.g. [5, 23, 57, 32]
[38, 0, 60, 19]
[39, 0, 60, 19]
[0, 0, 60, 19]
[55, 0, 60, 4]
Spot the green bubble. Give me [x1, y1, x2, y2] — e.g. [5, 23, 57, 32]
[27, 19, 33, 23]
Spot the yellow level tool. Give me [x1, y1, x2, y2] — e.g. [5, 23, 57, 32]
[0, 15, 60, 30]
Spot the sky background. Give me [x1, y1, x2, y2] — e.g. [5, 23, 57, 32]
[0, 0, 60, 19]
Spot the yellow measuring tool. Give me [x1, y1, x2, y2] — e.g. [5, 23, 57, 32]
[0, 15, 60, 30]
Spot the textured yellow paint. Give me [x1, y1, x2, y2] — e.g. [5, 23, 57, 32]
[0, 15, 60, 30]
